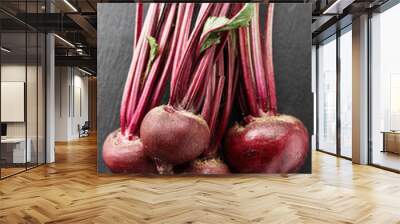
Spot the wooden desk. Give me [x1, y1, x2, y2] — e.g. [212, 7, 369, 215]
[382, 131, 400, 154]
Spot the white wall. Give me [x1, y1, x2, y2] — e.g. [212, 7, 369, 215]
[54, 67, 89, 141]
[1, 63, 46, 164]
[55, 67, 70, 141]
[1, 64, 42, 137]
[72, 73, 89, 138]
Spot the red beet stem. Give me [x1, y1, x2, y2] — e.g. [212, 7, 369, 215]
[120, 5, 155, 135]
[196, 3, 230, 57]
[127, 4, 177, 135]
[182, 46, 216, 110]
[182, 4, 195, 50]
[238, 83, 249, 116]
[134, 2, 143, 47]
[208, 75, 225, 139]
[169, 4, 214, 106]
[238, 26, 259, 117]
[126, 4, 160, 122]
[172, 4, 193, 78]
[250, 4, 268, 111]
[149, 5, 185, 109]
[179, 4, 224, 97]
[207, 34, 239, 156]
[173, 4, 196, 103]
[200, 65, 215, 122]
[265, 4, 277, 114]
[206, 54, 225, 131]
[174, 3, 244, 111]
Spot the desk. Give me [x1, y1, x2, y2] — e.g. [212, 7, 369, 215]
[382, 131, 400, 154]
[1, 138, 31, 163]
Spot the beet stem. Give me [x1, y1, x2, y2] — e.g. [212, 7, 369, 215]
[128, 4, 177, 135]
[238, 83, 249, 116]
[208, 75, 225, 139]
[250, 4, 268, 111]
[207, 34, 239, 157]
[238, 26, 259, 117]
[134, 2, 143, 47]
[126, 5, 160, 122]
[196, 4, 230, 57]
[169, 4, 213, 105]
[182, 4, 194, 49]
[120, 5, 155, 135]
[150, 8, 182, 108]
[200, 67, 214, 122]
[265, 4, 277, 114]
[172, 4, 192, 77]
[182, 46, 216, 110]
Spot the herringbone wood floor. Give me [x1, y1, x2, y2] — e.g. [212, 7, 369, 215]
[1, 135, 400, 224]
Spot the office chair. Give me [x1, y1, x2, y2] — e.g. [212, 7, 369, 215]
[79, 121, 90, 138]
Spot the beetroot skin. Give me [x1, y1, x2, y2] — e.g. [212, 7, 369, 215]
[186, 158, 230, 174]
[140, 105, 210, 165]
[102, 129, 156, 173]
[224, 114, 309, 173]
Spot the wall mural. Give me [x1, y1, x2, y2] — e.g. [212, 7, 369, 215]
[97, 2, 313, 175]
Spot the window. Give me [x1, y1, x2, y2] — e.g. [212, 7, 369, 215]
[370, 3, 400, 171]
[317, 35, 337, 154]
[339, 27, 352, 158]
[316, 25, 353, 158]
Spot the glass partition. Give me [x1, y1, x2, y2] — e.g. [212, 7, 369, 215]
[0, 1, 46, 179]
[370, 3, 400, 171]
[317, 35, 337, 154]
[1, 31, 28, 177]
[38, 32, 45, 165]
[27, 31, 38, 169]
[339, 27, 352, 158]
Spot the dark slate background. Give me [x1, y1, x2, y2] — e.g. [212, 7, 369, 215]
[97, 3, 313, 173]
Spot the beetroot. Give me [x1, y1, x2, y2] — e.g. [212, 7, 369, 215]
[224, 4, 309, 173]
[103, 129, 156, 173]
[103, 3, 309, 175]
[103, 4, 178, 173]
[140, 105, 210, 166]
[225, 115, 308, 173]
[140, 4, 254, 174]
[185, 157, 230, 174]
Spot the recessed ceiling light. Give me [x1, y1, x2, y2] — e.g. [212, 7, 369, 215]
[63, 0, 78, 12]
[78, 67, 93, 76]
[322, 0, 354, 15]
[1, 47, 11, 53]
[54, 34, 75, 48]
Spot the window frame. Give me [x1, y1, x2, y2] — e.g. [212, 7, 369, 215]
[315, 24, 353, 160]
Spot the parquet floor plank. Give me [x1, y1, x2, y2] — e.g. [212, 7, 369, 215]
[0, 135, 400, 223]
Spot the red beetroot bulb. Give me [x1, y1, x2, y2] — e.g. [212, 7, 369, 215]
[140, 105, 210, 166]
[185, 157, 230, 174]
[103, 129, 156, 173]
[224, 114, 309, 173]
